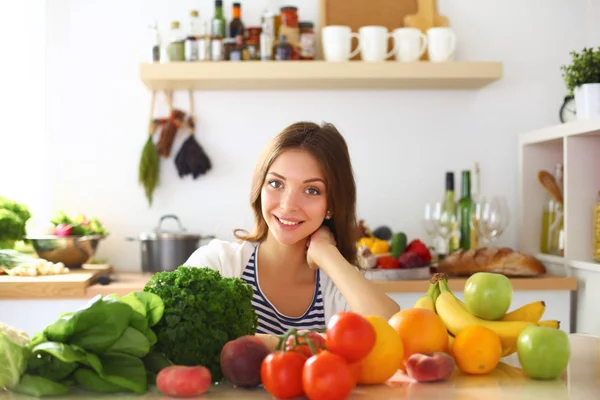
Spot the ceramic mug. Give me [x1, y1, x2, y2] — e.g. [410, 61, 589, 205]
[359, 25, 397, 62]
[427, 27, 457, 62]
[393, 27, 428, 62]
[322, 25, 361, 62]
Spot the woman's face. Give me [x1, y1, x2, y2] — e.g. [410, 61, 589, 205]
[261, 149, 328, 246]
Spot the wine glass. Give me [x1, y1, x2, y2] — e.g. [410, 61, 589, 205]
[431, 201, 458, 255]
[423, 202, 439, 249]
[474, 195, 510, 245]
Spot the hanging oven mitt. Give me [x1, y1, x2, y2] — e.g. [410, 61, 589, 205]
[174, 90, 212, 179]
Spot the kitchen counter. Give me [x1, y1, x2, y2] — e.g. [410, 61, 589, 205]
[0, 333, 598, 400]
[0, 271, 578, 336]
[0, 271, 578, 300]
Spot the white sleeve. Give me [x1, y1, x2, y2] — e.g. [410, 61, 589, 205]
[320, 272, 351, 323]
[183, 238, 254, 278]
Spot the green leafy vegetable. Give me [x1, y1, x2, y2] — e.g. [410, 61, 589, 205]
[7, 291, 168, 397]
[11, 374, 70, 396]
[0, 331, 28, 389]
[0, 196, 31, 250]
[143, 266, 258, 382]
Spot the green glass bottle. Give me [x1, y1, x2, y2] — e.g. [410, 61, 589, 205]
[458, 170, 474, 250]
[211, 0, 226, 39]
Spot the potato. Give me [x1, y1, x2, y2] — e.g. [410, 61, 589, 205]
[156, 365, 211, 397]
[405, 352, 455, 382]
[220, 335, 271, 388]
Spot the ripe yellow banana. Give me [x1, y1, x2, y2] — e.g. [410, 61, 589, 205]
[537, 319, 560, 329]
[435, 278, 535, 352]
[414, 281, 438, 312]
[501, 300, 546, 322]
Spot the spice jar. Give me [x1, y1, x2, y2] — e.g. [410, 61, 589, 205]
[280, 6, 299, 27]
[299, 22, 315, 60]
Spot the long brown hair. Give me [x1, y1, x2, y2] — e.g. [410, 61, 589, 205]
[234, 121, 358, 265]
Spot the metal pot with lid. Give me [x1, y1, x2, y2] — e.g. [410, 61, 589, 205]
[127, 214, 215, 273]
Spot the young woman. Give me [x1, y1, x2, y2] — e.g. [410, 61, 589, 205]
[184, 121, 399, 346]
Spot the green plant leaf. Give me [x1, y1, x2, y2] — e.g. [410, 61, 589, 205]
[0, 332, 27, 389]
[43, 295, 133, 354]
[10, 374, 70, 397]
[106, 327, 150, 358]
[73, 368, 127, 393]
[97, 352, 148, 394]
[561, 46, 600, 95]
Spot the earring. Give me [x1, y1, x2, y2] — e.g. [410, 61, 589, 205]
[325, 211, 332, 220]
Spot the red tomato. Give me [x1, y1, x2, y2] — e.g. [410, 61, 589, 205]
[302, 351, 355, 400]
[285, 330, 327, 358]
[348, 361, 363, 385]
[260, 351, 307, 399]
[326, 311, 376, 363]
[156, 365, 211, 397]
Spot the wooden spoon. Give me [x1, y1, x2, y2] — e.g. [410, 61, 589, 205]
[537, 170, 564, 205]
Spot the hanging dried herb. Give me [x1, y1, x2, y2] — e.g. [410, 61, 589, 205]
[138, 92, 160, 206]
[174, 91, 212, 179]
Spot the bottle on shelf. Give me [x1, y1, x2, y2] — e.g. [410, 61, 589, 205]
[210, 0, 226, 61]
[458, 170, 475, 250]
[540, 163, 563, 254]
[197, 21, 211, 61]
[211, 0, 226, 39]
[593, 191, 600, 262]
[146, 20, 161, 63]
[275, 34, 292, 60]
[229, 2, 245, 39]
[260, 21, 274, 60]
[167, 21, 185, 62]
[184, 10, 202, 61]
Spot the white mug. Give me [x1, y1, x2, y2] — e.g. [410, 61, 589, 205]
[359, 25, 397, 62]
[322, 25, 361, 62]
[393, 27, 427, 62]
[427, 27, 457, 62]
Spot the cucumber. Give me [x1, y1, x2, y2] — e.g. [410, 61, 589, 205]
[391, 232, 407, 259]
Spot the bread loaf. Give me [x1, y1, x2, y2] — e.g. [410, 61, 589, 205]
[436, 247, 546, 277]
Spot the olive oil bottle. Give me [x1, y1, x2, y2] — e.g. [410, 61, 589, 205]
[593, 191, 600, 262]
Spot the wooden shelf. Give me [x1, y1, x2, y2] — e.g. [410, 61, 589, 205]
[519, 118, 600, 145]
[139, 61, 503, 91]
[519, 119, 600, 334]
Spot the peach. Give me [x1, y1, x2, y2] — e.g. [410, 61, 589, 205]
[405, 352, 455, 382]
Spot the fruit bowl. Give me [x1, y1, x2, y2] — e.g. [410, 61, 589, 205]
[25, 234, 107, 268]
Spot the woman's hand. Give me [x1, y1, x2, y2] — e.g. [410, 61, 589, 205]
[306, 225, 337, 269]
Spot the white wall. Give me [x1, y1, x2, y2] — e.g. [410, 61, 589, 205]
[2, 0, 592, 271]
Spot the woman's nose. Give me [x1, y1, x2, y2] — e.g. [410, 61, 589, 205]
[280, 189, 299, 211]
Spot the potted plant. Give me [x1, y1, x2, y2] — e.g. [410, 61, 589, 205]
[561, 47, 600, 120]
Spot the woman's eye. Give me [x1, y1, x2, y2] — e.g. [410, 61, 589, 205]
[268, 180, 282, 188]
[306, 188, 320, 195]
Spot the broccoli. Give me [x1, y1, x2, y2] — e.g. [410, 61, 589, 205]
[0, 197, 31, 249]
[143, 266, 258, 382]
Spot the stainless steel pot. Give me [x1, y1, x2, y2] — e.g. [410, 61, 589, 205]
[127, 214, 215, 273]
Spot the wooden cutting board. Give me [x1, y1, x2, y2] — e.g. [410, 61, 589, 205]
[320, 0, 419, 60]
[403, 0, 450, 60]
[0, 264, 113, 299]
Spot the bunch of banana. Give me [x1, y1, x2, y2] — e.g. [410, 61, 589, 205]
[413, 274, 560, 357]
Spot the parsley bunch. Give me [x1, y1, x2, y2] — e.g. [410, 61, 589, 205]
[143, 266, 258, 382]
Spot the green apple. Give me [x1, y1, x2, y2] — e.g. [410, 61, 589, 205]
[463, 272, 513, 320]
[517, 325, 571, 380]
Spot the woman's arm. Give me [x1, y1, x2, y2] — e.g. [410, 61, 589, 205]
[314, 243, 401, 321]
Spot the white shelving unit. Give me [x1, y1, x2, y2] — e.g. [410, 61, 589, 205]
[519, 118, 600, 335]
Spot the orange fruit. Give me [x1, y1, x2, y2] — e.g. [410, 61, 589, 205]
[388, 308, 449, 368]
[451, 325, 502, 375]
[356, 315, 404, 385]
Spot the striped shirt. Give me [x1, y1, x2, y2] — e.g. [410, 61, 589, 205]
[240, 245, 326, 335]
